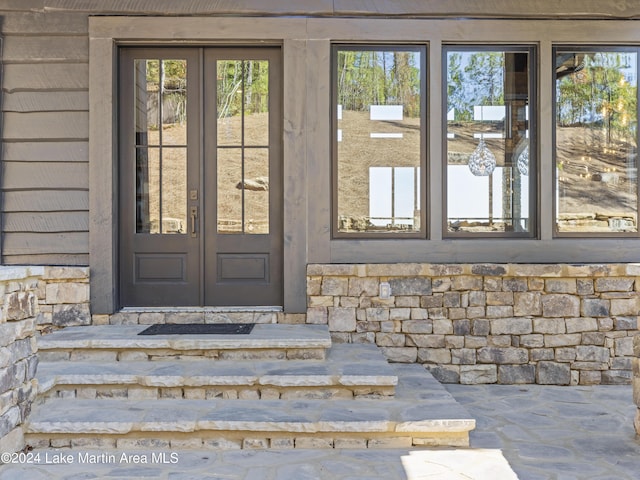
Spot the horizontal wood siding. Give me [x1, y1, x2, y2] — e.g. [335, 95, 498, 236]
[3, 142, 88, 162]
[8, 0, 640, 18]
[2, 232, 89, 255]
[3, 64, 88, 92]
[2, 8, 89, 265]
[2, 36, 88, 62]
[3, 92, 88, 112]
[2, 163, 88, 190]
[4, 112, 88, 140]
[1, 12, 88, 34]
[3, 191, 88, 212]
[2, 212, 89, 232]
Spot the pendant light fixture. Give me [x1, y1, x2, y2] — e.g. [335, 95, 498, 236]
[468, 105, 497, 176]
[517, 143, 529, 176]
[468, 138, 497, 176]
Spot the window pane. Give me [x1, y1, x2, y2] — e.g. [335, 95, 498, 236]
[244, 60, 269, 146]
[135, 59, 159, 145]
[160, 60, 187, 146]
[244, 149, 270, 233]
[160, 147, 187, 233]
[134, 58, 187, 235]
[336, 48, 422, 234]
[555, 50, 638, 233]
[217, 60, 243, 146]
[446, 49, 532, 234]
[217, 148, 243, 233]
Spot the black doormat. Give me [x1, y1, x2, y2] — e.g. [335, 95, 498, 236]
[138, 323, 255, 335]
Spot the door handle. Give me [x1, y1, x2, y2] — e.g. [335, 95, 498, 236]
[190, 206, 198, 237]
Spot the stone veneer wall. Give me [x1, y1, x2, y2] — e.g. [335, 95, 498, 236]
[0, 267, 42, 453]
[36, 267, 91, 331]
[307, 263, 640, 385]
[634, 336, 640, 435]
[0, 266, 90, 453]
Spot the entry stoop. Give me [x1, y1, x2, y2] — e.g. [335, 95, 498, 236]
[26, 324, 475, 450]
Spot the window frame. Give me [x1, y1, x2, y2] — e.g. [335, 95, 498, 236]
[552, 45, 640, 238]
[331, 43, 428, 239]
[441, 44, 538, 239]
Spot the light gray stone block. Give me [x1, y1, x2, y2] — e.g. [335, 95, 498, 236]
[401, 319, 432, 334]
[576, 345, 610, 363]
[472, 319, 491, 336]
[381, 347, 417, 363]
[595, 277, 634, 292]
[453, 319, 471, 336]
[460, 365, 497, 384]
[452, 276, 483, 291]
[615, 317, 638, 330]
[486, 292, 514, 306]
[389, 277, 432, 295]
[519, 334, 544, 348]
[52, 304, 91, 326]
[614, 337, 634, 356]
[581, 298, 610, 317]
[348, 278, 379, 297]
[417, 348, 451, 364]
[565, 317, 598, 333]
[491, 317, 532, 335]
[426, 365, 460, 383]
[432, 319, 453, 335]
[544, 334, 582, 347]
[542, 294, 580, 317]
[486, 306, 513, 318]
[555, 347, 577, 362]
[513, 292, 542, 316]
[477, 347, 528, 365]
[321, 277, 348, 296]
[451, 349, 476, 365]
[502, 278, 528, 292]
[498, 365, 536, 384]
[328, 307, 356, 332]
[533, 318, 566, 334]
[601, 370, 632, 384]
[536, 361, 571, 385]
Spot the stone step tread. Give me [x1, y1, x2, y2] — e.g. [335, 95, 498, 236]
[37, 324, 331, 351]
[27, 366, 474, 435]
[36, 344, 398, 392]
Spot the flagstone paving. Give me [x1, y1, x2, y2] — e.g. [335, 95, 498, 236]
[2, 384, 637, 479]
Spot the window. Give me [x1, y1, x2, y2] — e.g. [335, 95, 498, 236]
[332, 45, 426, 237]
[554, 47, 638, 235]
[444, 46, 536, 237]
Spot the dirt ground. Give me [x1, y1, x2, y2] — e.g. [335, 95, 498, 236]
[141, 110, 637, 235]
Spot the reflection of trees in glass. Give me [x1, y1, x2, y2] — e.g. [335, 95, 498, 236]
[337, 50, 421, 116]
[447, 52, 505, 120]
[145, 60, 187, 125]
[556, 53, 637, 142]
[217, 60, 269, 118]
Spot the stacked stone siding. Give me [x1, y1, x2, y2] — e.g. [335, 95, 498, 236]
[307, 264, 640, 385]
[0, 267, 42, 453]
[634, 336, 640, 435]
[36, 267, 91, 331]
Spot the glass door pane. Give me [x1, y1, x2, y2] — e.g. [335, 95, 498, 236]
[216, 59, 270, 234]
[134, 58, 188, 234]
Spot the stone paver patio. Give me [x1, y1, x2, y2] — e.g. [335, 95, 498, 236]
[1, 384, 637, 479]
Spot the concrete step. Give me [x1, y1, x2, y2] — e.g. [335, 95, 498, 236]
[37, 324, 331, 361]
[25, 364, 475, 450]
[36, 344, 398, 401]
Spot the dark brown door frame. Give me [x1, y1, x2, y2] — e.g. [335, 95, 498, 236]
[118, 46, 283, 307]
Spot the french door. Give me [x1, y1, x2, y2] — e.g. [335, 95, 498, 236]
[119, 47, 282, 307]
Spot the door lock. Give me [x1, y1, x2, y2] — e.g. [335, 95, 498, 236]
[190, 206, 198, 237]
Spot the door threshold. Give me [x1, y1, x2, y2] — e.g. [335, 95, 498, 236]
[120, 306, 283, 314]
